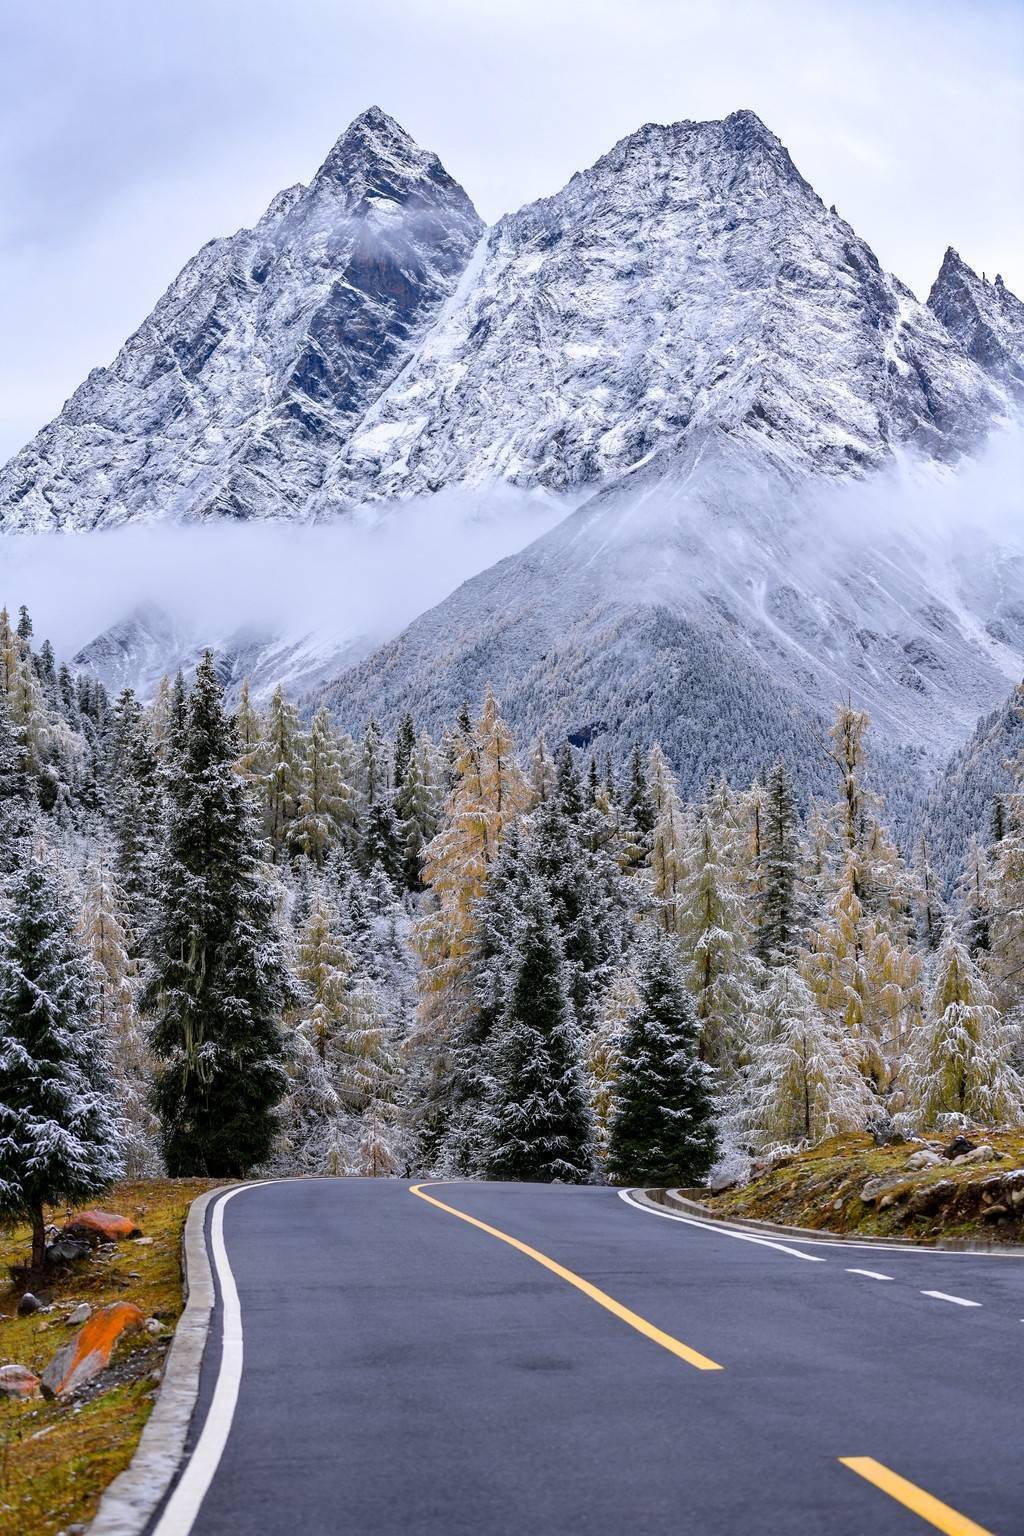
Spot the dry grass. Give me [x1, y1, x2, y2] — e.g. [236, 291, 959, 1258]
[0, 1178, 224, 1536]
[704, 1129, 1024, 1242]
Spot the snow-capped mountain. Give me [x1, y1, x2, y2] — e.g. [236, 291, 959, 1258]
[3, 104, 1022, 821]
[322, 431, 1024, 808]
[928, 247, 1024, 398]
[335, 112, 1009, 499]
[70, 602, 371, 706]
[0, 107, 483, 531]
[0, 109, 1017, 534]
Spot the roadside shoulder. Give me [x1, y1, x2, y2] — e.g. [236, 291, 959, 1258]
[87, 1186, 226, 1535]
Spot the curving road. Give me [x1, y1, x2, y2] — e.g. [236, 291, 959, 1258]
[147, 1180, 1022, 1536]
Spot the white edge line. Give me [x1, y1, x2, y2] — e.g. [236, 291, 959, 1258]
[150, 1181, 273, 1536]
[663, 1192, 1024, 1259]
[87, 1185, 224, 1536]
[920, 1290, 982, 1308]
[618, 1188, 827, 1262]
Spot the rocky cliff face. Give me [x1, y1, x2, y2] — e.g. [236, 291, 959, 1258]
[927, 247, 1024, 398]
[0, 107, 483, 530]
[0, 110, 1018, 533]
[334, 111, 1008, 501]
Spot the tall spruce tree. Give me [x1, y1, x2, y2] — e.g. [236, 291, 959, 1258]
[480, 873, 593, 1183]
[0, 852, 124, 1271]
[0, 692, 33, 874]
[145, 655, 287, 1176]
[605, 929, 719, 1187]
[754, 760, 802, 964]
[903, 936, 1024, 1128]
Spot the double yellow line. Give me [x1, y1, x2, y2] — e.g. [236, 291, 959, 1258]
[409, 1183, 997, 1536]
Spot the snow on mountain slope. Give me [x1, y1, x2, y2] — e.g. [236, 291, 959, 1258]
[69, 603, 371, 707]
[0, 109, 1015, 535]
[335, 110, 1009, 500]
[4, 103, 1022, 812]
[323, 431, 1024, 804]
[928, 249, 1024, 398]
[0, 108, 483, 531]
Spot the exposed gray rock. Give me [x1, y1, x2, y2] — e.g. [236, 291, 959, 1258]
[928, 247, 1024, 397]
[905, 1148, 942, 1170]
[0, 107, 483, 531]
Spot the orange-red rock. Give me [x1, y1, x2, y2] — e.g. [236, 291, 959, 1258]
[62, 1210, 142, 1243]
[40, 1301, 145, 1397]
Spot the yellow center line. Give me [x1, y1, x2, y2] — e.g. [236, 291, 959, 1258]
[408, 1182, 723, 1371]
[840, 1458, 995, 1536]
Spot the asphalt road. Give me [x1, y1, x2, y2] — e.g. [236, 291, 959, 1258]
[151, 1179, 1023, 1536]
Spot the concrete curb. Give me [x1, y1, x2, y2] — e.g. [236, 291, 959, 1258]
[87, 1186, 228, 1536]
[641, 1188, 1024, 1254]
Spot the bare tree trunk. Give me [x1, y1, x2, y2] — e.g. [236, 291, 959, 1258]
[30, 1201, 46, 1275]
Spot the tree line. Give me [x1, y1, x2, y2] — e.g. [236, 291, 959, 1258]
[1, 602, 1022, 1266]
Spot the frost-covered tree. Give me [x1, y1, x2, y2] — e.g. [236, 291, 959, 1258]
[588, 970, 637, 1162]
[955, 834, 993, 957]
[606, 930, 718, 1186]
[293, 706, 354, 867]
[112, 706, 163, 945]
[987, 692, 1024, 1015]
[742, 966, 873, 1152]
[413, 688, 528, 1050]
[0, 853, 124, 1272]
[677, 808, 751, 1069]
[0, 692, 33, 874]
[914, 835, 946, 952]
[903, 936, 1024, 1128]
[803, 851, 922, 1092]
[392, 712, 416, 796]
[146, 655, 287, 1176]
[480, 873, 593, 1183]
[649, 745, 689, 937]
[620, 744, 656, 870]
[754, 760, 802, 964]
[528, 734, 557, 807]
[262, 685, 305, 861]
[393, 730, 441, 892]
[442, 826, 530, 1173]
[79, 864, 158, 1175]
[234, 679, 264, 781]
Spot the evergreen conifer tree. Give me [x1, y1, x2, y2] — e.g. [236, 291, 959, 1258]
[79, 864, 158, 1175]
[605, 930, 719, 1186]
[0, 692, 33, 873]
[293, 706, 354, 867]
[904, 936, 1024, 1128]
[262, 684, 305, 861]
[754, 760, 802, 963]
[742, 965, 873, 1151]
[480, 872, 593, 1183]
[0, 852, 124, 1271]
[145, 655, 287, 1176]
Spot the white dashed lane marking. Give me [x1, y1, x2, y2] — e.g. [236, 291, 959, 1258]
[920, 1290, 981, 1308]
[846, 1268, 893, 1281]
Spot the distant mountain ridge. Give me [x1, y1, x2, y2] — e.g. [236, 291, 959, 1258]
[0, 108, 1019, 532]
[4, 106, 1023, 853]
[0, 107, 483, 530]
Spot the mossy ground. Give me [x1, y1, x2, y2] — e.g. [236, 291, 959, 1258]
[703, 1130, 1024, 1243]
[0, 1178, 224, 1536]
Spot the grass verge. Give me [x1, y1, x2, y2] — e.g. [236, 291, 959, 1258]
[0, 1178, 225, 1536]
[702, 1130, 1024, 1243]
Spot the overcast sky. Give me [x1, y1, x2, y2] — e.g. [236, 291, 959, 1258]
[1, 0, 1021, 463]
